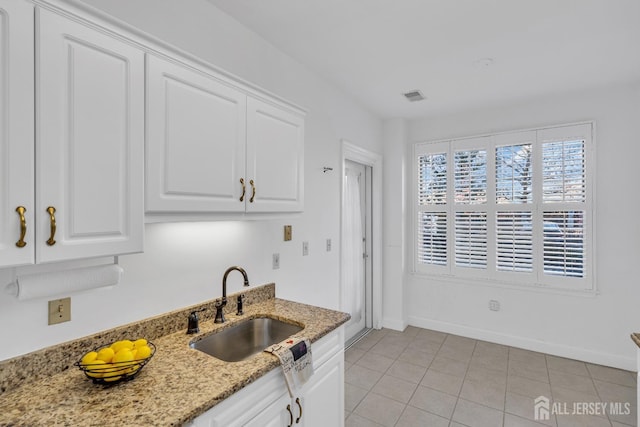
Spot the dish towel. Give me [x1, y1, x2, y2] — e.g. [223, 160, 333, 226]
[265, 336, 314, 397]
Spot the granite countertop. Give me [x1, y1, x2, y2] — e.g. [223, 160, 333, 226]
[630, 333, 640, 349]
[0, 284, 349, 426]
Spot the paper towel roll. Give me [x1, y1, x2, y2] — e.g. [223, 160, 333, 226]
[5, 264, 124, 301]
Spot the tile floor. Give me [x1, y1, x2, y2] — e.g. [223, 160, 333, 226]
[344, 327, 637, 427]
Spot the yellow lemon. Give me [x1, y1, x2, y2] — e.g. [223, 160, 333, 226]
[85, 359, 106, 378]
[80, 351, 98, 366]
[96, 347, 115, 363]
[132, 338, 147, 348]
[110, 340, 133, 353]
[130, 348, 138, 359]
[135, 345, 151, 360]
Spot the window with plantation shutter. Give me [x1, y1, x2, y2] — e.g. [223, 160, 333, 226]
[414, 123, 593, 291]
[455, 212, 487, 268]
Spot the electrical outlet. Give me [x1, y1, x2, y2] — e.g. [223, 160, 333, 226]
[302, 241, 309, 256]
[326, 238, 332, 252]
[48, 297, 71, 325]
[273, 253, 280, 269]
[489, 300, 500, 311]
[284, 225, 292, 241]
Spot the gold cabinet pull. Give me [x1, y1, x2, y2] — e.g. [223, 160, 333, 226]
[295, 397, 302, 424]
[249, 179, 256, 203]
[286, 404, 293, 427]
[239, 178, 246, 202]
[46, 206, 57, 246]
[15, 206, 27, 248]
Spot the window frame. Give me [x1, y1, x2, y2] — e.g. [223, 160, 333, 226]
[412, 122, 595, 292]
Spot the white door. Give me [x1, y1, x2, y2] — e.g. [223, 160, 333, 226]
[146, 55, 247, 213]
[246, 96, 304, 212]
[0, 0, 34, 267]
[342, 160, 371, 343]
[36, 8, 144, 263]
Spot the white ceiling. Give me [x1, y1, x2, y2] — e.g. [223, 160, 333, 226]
[206, 0, 640, 119]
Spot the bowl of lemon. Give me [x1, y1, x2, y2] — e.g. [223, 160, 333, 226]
[75, 338, 155, 385]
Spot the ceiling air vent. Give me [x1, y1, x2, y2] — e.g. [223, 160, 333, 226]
[403, 90, 425, 102]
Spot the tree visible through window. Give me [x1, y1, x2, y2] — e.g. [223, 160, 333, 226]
[414, 124, 593, 290]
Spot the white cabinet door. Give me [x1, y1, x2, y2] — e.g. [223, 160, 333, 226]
[0, 0, 35, 267]
[298, 351, 345, 427]
[246, 97, 304, 213]
[36, 8, 144, 263]
[244, 393, 291, 427]
[146, 55, 247, 213]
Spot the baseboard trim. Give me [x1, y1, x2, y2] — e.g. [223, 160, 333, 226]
[408, 316, 636, 371]
[382, 317, 408, 332]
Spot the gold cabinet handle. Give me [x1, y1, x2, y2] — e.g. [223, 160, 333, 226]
[295, 397, 302, 424]
[249, 179, 256, 203]
[239, 178, 246, 202]
[286, 404, 293, 427]
[15, 206, 27, 248]
[46, 206, 57, 246]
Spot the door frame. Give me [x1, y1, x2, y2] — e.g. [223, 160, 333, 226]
[341, 140, 382, 330]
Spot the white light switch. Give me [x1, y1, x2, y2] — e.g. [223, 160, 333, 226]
[302, 241, 309, 256]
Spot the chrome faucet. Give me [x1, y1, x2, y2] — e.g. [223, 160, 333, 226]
[214, 266, 250, 323]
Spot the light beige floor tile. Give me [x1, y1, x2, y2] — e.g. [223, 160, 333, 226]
[550, 371, 598, 396]
[504, 413, 556, 427]
[369, 339, 409, 359]
[466, 364, 508, 387]
[431, 355, 469, 376]
[346, 364, 384, 390]
[395, 405, 450, 427]
[505, 392, 557, 426]
[346, 412, 384, 427]
[452, 398, 504, 427]
[386, 359, 428, 384]
[353, 334, 383, 351]
[397, 347, 436, 367]
[355, 352, 395, 373]
[421, 368, 465, 396]
[470, 353, 509, 373]
[510, 348, 548, 365]
[510, 358, 551, 383]
[407, 336, 444, 354]
[587, 364, 636, 388]
[555, 414, 613, 427]
[346, 383, 369, 412]
[416, 329, 448, 344]
[508, 374, 553, 399]
[547, 355, 590, 377]
[408, 385, 458, 419]
[593, 380, 636, 403]
[459, 377, 507, 410]
[345, 347, 366, 364]
[438, 345, 475, 363]
[353, 392, 406, 427]
[370, 374, 418, 404]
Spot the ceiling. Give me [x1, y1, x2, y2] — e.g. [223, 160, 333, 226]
[206, 0, 640, 119]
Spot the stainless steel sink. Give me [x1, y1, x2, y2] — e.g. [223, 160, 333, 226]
[190, 317, 303, 362]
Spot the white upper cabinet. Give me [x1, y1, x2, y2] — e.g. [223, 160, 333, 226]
[145, 55, 305, 217]
[0, 0, 35, 268]
[246, 97, 304, 213]
[146, 55, 247, 213]
[34, 8, 144, 263]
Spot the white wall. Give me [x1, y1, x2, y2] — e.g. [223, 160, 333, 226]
[0, 0, 382, 361]
[403, 81, 640, 370]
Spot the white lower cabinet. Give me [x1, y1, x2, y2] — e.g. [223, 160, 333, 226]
[188, 328, 344, 427]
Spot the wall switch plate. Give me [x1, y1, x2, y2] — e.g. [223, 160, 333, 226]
[326, 238, 332, 252]
[284, 225, 292, 241]
[48, 297, 71, 325]
[273, 253, 280, 269]
[489, 300, 500, 311]
[302, 241, 309, 256]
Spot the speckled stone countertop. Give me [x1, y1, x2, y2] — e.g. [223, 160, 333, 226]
[0, 283, 349, 426]
[631, 333, 640, 348]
